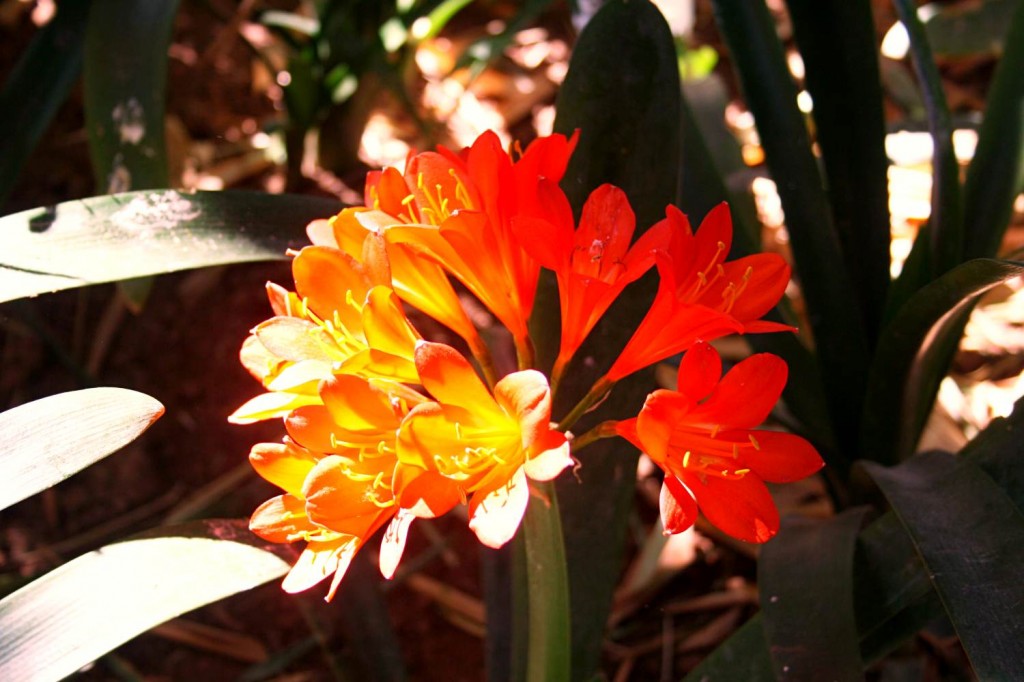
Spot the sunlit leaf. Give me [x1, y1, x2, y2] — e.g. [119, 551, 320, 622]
[0, 388, 164, 512]
[0, 190, 343, 304]
[0, 520, 291, 681]
[863, 452, 1024, 679]
[759, 509, 869, 681]
[0, 0, 90, 208]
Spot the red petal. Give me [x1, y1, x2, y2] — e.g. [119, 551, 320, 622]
[660, 477, 699, 534]
[394, 464, 462, 518]
[634, 390, 688, 465]
[573, 184, 636, 279]
[692, 203, 733, 272]
[684, 472, 779, 543]
[695, 353, 786, 429]
[740, 430, 824, 483]
[676, 341, 721, 402]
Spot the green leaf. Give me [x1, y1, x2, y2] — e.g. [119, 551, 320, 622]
[689, 396, 1024, 679]
[923, 0, 1021, 57]
[0, 0, 90, 208]
[863, 452, 1024, 679]
[522, 482, 571, 681]
[786, 0, 891, 344]
[0, 190, 343, 304]
[759, 509, 869, 682]
[893, 0, 964, 277]
[0, 520, 291, 681]
[963, 0, 1024, 260]
[679, 75, 836, 456]
[862, 258, 1024, 464]
[709, 0, 871, 462]
[548, 1, 681, 678]
[84, 0, 180, 192]
[0, 388, 164, 512]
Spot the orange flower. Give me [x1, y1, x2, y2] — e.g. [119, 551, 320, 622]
[603, 203, 793, 384]
[229, 245, 421, 424]
[249, 373, 436, 599]
[359, 130, 578, 350]
[514, 183, 670, 384]
[615, 342, 823, 543]
[395, 342, 572, 548]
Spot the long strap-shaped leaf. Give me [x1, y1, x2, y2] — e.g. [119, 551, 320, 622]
[709, 0, 871, 462]
[687, 394, 1024, 680]
[0, 388, 164, 512]
[84, 0, 180, 191]
[862, 258, 1024, 464]
[548, 2, 681, 679]
[0, 520, 291, 682]
[785, 0, 891, 344]
[0, 0, 90, 208]
[892, 0, 964, 280]
[0, 190, 344, 303]
[863, 453, 1024, 679]
[759, 508, 869, 682]
[963, 0, 1024, 260]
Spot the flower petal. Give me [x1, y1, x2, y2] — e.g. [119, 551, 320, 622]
[281, 536, 357, 599]
[523, 430, 571, 482]
[493, 369, 552, 449]
[249, 441, 316, 496]
[249, 494, 315, 542]
[379, 508, 416, 579]
[468, 466, 529, 549]
[676, 341, 721, 402]
[695, 353, 787, 429]
[393, 463, 463, 518]
[228, 390, 320, 425]
[254, 316, 336, 364]
[684, 472, 779, 543]
[660, 477, 699, 535]
[302, 455, 393, 525]
[414, 342, 500, 416]
[740, 430, 824, 483]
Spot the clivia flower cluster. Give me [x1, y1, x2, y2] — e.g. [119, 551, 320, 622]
[230, 130, 823, 599]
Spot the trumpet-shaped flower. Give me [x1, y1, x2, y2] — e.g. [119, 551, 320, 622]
[229, 246, 421, 424]
[604, 203, 794, 384]
[514, 183, 671, 382]
[357, 130, 578, 347]
[616, 342, 823, 543]
[395, 342, 573, 548]
[249, 373, 438, 598]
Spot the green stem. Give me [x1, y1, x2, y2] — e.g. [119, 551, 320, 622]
[557, 376, 614, 433]
[515, 333, 536, 372]
[521, 481, 571, 681]
[571, 420, 619, 453]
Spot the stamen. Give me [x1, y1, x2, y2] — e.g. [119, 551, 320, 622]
[748, 434, 761, 450]
[710, 424, 721, 438]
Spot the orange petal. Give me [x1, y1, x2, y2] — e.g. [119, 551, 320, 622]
[523, 430, 571, 482]
[684, 472, 779, 543]
[362, 286, 420, 360]
[249, 441, 316, 496]
[379, 508, 416, 579]
[302, 455, 393, 525]
[414, 342, 500, 416]
[467, 466, 529, 549]
[249, 494, 315, 543]
[321, 373, 404, 434]
[291, 246, 369, 332]
[493, 369, 552, 449]
[254, 316, 336, 364]
[393, 462, 463, 518]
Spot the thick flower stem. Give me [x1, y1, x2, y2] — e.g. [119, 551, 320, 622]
[557, 376, 614, 433]
[521, 481, 572, 681]
[515, 334, 536, 372]
[469, 336, 500, 388]
[571, 420, 619, 452]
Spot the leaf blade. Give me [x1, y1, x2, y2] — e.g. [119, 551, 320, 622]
[0, 520, 291, 682]
[0, 190, 343, 303]
[863, 452, 1024, 679]
[0, 388, 164, 512]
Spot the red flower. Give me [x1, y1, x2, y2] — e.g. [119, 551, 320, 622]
[616, 342, 823, 543]
[514, 184, 670, 385]
[604, 203, 793, 384]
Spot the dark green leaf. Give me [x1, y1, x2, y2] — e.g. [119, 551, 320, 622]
[863, 452, 1024, 679]
[548, 2, 681, 678]
[893, 0, 964, 276]
[0, 190, 343, 303]
[786, 0, 891, 344]
[679, 75, 836, 456]
[84, 0, 180, 192]
[0, 520, 291, 681]
[709, 0, 870, 462]
[683, 616, 776, 681]
[963, 0, 1024, 260]
[0, 0, 90, 208]
[759, 509, 869, 682]
[862, 258, 1024, 464]
[0, 388, 164, 512]
[923, 0, 1021, 57]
